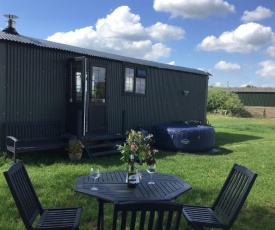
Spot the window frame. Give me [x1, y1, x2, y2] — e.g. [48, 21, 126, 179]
[124, 66, 147, 95]
[90, 65, 107, 103]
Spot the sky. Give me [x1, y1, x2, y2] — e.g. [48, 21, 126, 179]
[1, 0, 275, 87]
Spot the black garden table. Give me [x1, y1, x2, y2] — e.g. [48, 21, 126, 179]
[75, 170, 191, 230]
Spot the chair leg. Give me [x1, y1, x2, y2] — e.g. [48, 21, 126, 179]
[186, 223, 205, 230]
[191, 224, 205, 230]
[13, 141, 17, 163]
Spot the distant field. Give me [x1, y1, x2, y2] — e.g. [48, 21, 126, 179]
[244, 106, 275, 118]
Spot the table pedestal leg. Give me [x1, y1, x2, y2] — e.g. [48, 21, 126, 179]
[97, 199, 104, 230]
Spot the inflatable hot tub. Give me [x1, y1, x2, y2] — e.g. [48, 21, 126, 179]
[153, 124, 215, 152]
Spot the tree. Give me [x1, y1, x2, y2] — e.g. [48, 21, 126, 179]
[243, 84, 257, 88]
[207, 87, 243, 113]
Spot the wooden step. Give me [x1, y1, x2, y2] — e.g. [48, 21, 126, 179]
[90, 150, 119, 157]
[84, 142, 115, 149]
[83, 140, 122, 158]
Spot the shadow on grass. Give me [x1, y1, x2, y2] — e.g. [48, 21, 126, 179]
[1, 130, 262, 166]
[2, 149, 124, 168]
[1, 128, 263, 165]
[215, 131, 261, 146]
[2, 145, 232, 167]
[187, 132, 262, 156]
[150, 131, 262, 157]
[177, 132, 262, 156]
[190, 147, 233, 156]
[2, 149, 68, 165]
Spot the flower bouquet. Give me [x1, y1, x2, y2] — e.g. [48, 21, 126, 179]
[117, 129, 158, 166]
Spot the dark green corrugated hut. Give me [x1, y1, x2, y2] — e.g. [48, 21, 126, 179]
[228, 88, 275, 107]
[0, 26, 210, 150]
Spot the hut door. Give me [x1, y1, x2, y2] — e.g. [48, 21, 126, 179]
[88, 64, 107, 132]
[67, 57, 88, 137]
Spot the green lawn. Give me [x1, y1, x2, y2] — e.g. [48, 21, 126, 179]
[1, 115, 275, 229]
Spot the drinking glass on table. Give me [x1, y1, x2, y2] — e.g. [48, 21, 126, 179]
[90, 167, 100, 190]
[147, 164, 156, 185]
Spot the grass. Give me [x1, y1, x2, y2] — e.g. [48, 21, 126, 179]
[1, 115, 275, 229]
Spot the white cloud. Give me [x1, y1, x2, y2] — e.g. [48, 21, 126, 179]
[168, 61, 176, 65]
[213, 82, 222, 87]
[198, 67, 208, 71]
[256, 60, 275, 78]
[47, 27, 97, 48]
[215, 61, 241, 70]
[241, 6, 274, 23]
[153, 0, 235, 18]
[143, 43, 171, 60]
[146, 22, 185, 41]
[197, 22, 274, 53]
[265, 45, 275, 58]
[47, 6, 184, 60]
[240, 82, 254, 87]
[198, 67, 212, 75]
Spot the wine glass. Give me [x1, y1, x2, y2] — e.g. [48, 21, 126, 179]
[147, 164, 156, 185]
[90, 167, 100, 190]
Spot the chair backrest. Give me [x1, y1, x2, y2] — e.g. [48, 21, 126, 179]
[213, 163, 257, 229]
[112, 201, 183, 230]
[3, 161, 43, 229]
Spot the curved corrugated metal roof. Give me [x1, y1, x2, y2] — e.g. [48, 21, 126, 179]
[0, 31, 210, 76]
[228, 87, 275, 93]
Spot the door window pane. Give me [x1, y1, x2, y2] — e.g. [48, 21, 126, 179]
[91, 66, 106, 102]
[75, 72, 82, 101]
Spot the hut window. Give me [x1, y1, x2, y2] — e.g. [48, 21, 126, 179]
[137, 69, 147, 77]
[136, 78, 146, 94]
[125, 68, 134, 92]
[124, 67, 146, 94]
[75, 72, 82, 101]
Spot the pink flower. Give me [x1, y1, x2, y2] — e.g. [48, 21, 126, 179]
[130, 144, 136, 149]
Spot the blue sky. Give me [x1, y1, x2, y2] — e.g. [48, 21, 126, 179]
[1, 0, 275, 87]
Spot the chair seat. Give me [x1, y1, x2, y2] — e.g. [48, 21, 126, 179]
[35, 207, 82, 229]
[182, 205, 225, 229]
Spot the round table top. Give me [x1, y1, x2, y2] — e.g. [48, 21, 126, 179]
[74, 170, 191, 202]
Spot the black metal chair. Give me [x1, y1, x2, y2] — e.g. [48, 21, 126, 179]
[182, 163, 258, 230]
[112, 201, 183, 230]
[3, 161, 82, 230]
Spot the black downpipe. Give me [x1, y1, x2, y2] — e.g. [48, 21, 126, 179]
[122, 110, 125, 135]
[77, 110, 83, 139]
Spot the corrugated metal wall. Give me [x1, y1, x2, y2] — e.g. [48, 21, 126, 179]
[0, 41, 208, 148]
[107, 63, 208, 134]
[0, 42, 7, 147]
[237, 93, 275, 106]
[5, 44, 68, 123]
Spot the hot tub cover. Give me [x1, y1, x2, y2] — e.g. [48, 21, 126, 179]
[153, 124, 215, 152]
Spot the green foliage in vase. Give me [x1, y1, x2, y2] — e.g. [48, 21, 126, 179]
[117, 130, 157, 165]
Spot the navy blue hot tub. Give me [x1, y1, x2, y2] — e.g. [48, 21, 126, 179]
[153, 124, 215, 152]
